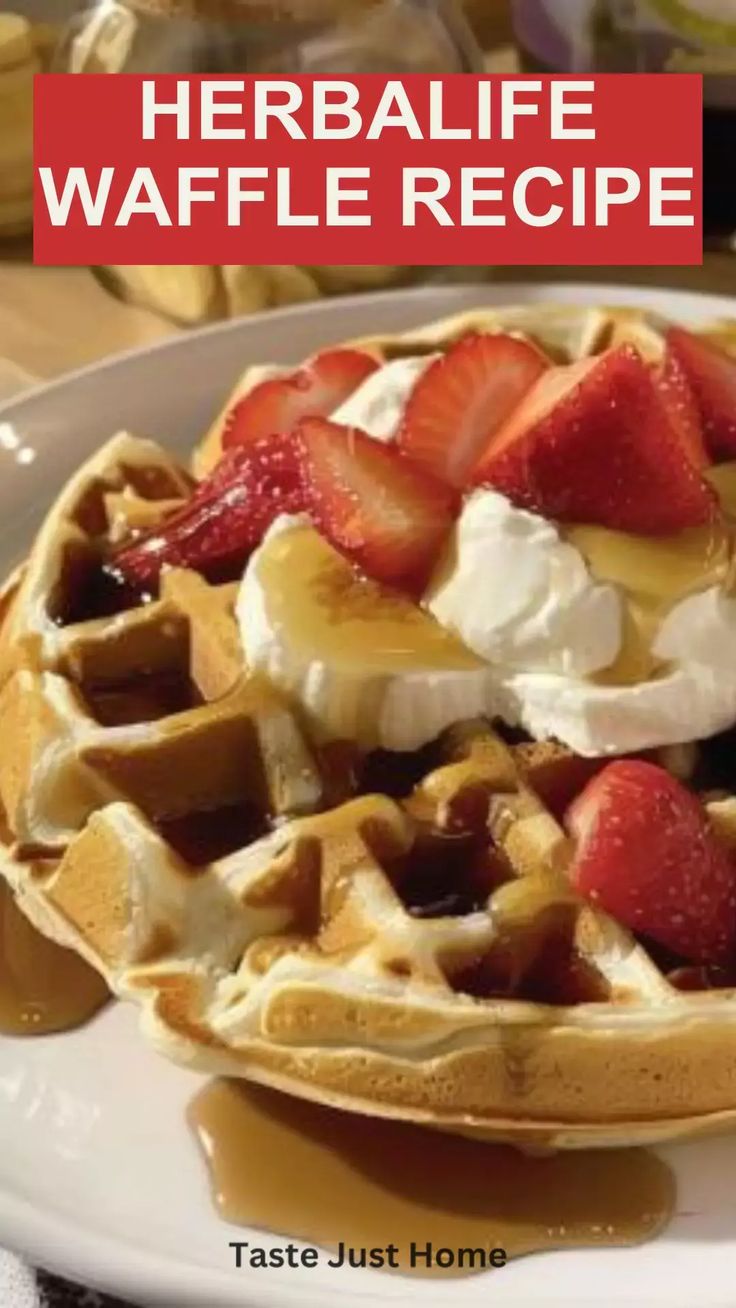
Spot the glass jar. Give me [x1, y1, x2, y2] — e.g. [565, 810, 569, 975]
[51, 0, 489, 324]
[55, 0, 484, 75]
[511, 0, 736, 238]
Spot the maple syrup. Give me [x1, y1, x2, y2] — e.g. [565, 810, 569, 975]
[83, 669, 201, 727]
[0, 881, 109, 1035]
[567, 518, 733, 686]
[257, 526, 483, 673]
[189, 1080, 675, 1277]
[158, 803, 269, 866]
[707, 462, 736, 519]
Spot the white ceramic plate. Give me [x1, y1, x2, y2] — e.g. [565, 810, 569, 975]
[2, 283, 736, 1308]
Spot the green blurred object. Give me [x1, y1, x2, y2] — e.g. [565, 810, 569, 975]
[510, 0, 736, 238]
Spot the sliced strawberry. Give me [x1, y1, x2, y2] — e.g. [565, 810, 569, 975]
[223, 348, 379, 450]
[112, 435, 305, 589]
[653, 347, 708, 469]
[567, 760, 736, 965]
[397, 332, 549, 487]
[667, 327, 736, 460]
[296, 416, 456, 590]
[472, 344, 716, 534]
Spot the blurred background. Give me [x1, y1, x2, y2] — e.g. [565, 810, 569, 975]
[1, 0, 735, 391]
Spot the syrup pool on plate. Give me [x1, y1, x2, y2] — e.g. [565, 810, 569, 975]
[189, 1079, 675, 1277]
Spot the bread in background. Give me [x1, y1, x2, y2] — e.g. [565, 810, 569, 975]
[0, 14, 38, 239]
[99, 263, 408, 325]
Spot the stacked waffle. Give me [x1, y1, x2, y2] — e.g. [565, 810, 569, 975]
[3, 304, 736, 1148]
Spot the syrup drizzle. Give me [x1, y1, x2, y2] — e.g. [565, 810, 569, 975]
[566, 518, 732, 686]
[189, 1080, 675, 1277]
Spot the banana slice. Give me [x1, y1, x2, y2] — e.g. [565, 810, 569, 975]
[238, 516, 497, 752]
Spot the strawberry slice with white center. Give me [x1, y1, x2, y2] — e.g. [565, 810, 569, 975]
[396, 331, 549, 487]
[653, 347, 708, 469]
[567, 760, 736, 965]
[666, 327, 736, 460]
[471, 344, 717, 534]
[223, 348, 379, 450]
[112, 435, 305, 589]
[296, 416, 457, 591]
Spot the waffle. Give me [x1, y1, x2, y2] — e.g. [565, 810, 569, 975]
[3, 303, 736, 1151]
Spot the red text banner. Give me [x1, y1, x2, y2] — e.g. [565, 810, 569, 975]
[33, 73, 702, 266]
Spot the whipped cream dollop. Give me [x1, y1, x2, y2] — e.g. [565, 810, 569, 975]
[330, 354, 437, 440]
[426, 491, 736, 756]
[426, 490, 622, 678]
[504, 654, 736, 758]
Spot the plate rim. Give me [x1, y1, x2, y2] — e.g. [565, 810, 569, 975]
[1, 279, 735, 425]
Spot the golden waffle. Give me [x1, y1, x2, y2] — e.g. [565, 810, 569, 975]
[0, 434, 324, 853]
[3, 304, 736, 1151]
